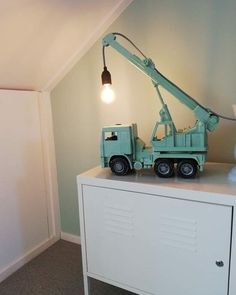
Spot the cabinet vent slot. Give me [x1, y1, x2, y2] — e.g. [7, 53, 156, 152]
[104, 203, 134, 237]
[160, 215, 197, 252]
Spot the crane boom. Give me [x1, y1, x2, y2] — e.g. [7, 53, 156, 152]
[103, 33, 219, 132]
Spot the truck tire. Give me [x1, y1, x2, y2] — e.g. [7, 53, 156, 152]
[177, 159, 197, 178]
[110, 157, 130, 176]
[154, 159, 174, 178]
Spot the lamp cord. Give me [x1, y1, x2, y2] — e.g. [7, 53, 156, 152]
[112, 32, 147, 59]
[104, 32, 236, 121]
[102, 46, 106, 67]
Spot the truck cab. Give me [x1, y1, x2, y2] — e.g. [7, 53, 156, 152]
[100, 124, 138, 174]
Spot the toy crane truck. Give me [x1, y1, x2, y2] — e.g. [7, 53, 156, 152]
[100, 32, 220, 178]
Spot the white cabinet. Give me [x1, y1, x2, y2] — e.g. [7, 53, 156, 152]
[77, 164, 236, 295]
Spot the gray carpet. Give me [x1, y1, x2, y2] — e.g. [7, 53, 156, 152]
[0, 240, 134, 295]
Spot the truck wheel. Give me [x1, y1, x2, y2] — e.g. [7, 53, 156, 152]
[110, 157, 130, 176]
[154, 159, 174, 178]
[177, 160, 197, 178]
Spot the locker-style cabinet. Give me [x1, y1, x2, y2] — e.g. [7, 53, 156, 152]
[77, 163, 236, 295]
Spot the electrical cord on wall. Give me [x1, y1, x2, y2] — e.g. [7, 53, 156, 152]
[109, 32, 236, 122]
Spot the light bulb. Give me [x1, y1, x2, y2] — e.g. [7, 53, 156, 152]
[101, 84, 115, 104]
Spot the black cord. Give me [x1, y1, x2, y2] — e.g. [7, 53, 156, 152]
[102, 46, 106, 67]
[112, 32, 147, 59]
[103, 32, 146, 67]
[104, 32, 236, 121]
[212, 113, 236, 121]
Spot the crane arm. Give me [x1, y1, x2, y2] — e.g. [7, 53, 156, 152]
[103, 33, 219, 132]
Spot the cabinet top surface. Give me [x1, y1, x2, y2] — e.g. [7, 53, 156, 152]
[78, 163, 236, 197]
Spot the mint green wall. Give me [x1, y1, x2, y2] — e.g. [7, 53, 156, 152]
[51, 0, 236, 235]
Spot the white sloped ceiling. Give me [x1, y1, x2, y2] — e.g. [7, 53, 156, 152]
[0, 0, 132, 91]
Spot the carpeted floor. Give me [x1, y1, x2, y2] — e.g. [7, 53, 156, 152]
[0, 240, 134, 295]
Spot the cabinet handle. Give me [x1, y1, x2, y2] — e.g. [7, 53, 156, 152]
[216, 260, 224, 267]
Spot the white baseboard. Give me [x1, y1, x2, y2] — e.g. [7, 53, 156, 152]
[61, 232, 81, 245]
[0, 235, 59, 283]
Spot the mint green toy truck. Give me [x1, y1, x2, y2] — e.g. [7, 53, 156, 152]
[100, 33, 220, 178]
[100, 122, 207, 178]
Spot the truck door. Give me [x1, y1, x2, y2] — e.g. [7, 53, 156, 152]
[103, 128, 132, 157]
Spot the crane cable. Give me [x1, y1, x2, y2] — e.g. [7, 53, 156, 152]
[109, 32, 236, 122]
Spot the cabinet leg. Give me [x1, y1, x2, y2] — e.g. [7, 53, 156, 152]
[83, 274, 91, 295]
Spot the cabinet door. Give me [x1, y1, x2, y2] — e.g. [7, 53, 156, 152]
[82, 185, 232, 295]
